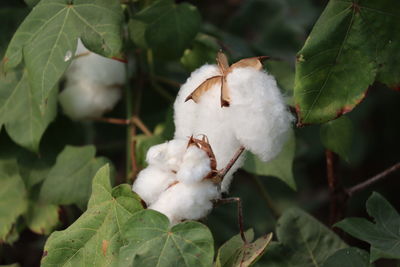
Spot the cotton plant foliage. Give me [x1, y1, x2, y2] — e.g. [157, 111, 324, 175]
[132, 52, 292, 224]
[59, 39, 126, 120]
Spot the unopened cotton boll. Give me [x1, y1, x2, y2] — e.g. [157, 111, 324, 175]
[132, 166, 176, 205]
[226, 67, 293, 162]
[59, 39, 126, 120]
[149, 181, 220, 225]
[176, 146, 211, 184]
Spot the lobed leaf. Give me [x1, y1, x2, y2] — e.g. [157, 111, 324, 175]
[119, 209, 214, 267]
[336, 192, 400, 262]
[41, 165, 143, 267]
[129, 0, 201, 59]
[3, 0, 123, 105]
[262, 208, 346, 266]
[39, 145, 110, 209]
[322, 247, 373, 267]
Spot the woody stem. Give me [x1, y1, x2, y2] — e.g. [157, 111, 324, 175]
[219, 146, 245, 180]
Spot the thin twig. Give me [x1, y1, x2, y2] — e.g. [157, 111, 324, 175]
[251, 175, 280, 219]
[219, 146, 245, 180]
[347, 162, 400, 197]
[95, 117, 129, 125]
[131, 116, 152, 136]
[213, 197, 247, 243]
[155, 75, 181, 88]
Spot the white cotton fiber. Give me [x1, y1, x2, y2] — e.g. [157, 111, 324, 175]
[59, 39, 126, 120]
[149, 181, 220, 225]
[174, 63, 292, 192]
[146, 142, 169, 166]
[132, 166, 176, 205]
[177, 146, 211, 184]
[226, 67, 293, 161]
[174, 65, 243, 192]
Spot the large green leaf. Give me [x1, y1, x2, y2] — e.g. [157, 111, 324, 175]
[262, 208, 346, 266]
[0, 159, 28, 242]
[320, 116, 353, 161]
[0, 70, 57, 152]
[39, 145, 110, 209]
[41, 165, 143, 267]
[336, 192, 400, 262]
[322, 248, 373, 267]
[294, 0, 400, 124]
[129, 0, 201, 59]
[119, 209, 214, 267]
[3, 0, 123, 104]
[243, 129, 296, 190]
[215, 229, 273, 267]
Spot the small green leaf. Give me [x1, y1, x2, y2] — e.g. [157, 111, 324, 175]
[263, 208, 346, 266]
[0, 159, 28, 242]
[215, 229, 273, 267]
[39, 145, 110, 209]
[336, 192, 400, 262]
[41, 165, 143, 267]
[322, 247, 373, 267]
[243, 129, 296, 190]
[4, 0, 123, 104]
[294, 0, 400, 124]
[320, 116, 353, 161]
[119, 209, 214, 267]
[181, 33, 220, 71]
[129, 0, 201, 59]
[0, 70, 57, 152]
[24, 201, 59, 235]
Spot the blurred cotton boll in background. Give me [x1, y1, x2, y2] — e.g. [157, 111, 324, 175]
[59, 39, 126, 120]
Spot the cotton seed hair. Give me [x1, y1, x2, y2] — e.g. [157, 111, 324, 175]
[59, 39, 126, 120]
[132, 52, 292, 224]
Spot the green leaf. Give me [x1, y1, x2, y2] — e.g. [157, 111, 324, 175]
[0, 70, 58, 152]
[119, 209, 214, 267]
[41, 165, 143, 267]
[215, 229, 273, 267]
[4, 0, 123, 104]
[24, 0, 40, 8]
[0, 159, 28, 242]
[320, 116, 353, 161]
[263, 208, 346, 266]
[181, 33, 220, 71]
[322, 247, 373, 267]
[129, 0, 201, 59]
[39, 145, 110, 209]
[336, 192, 400, 262]
[243, 129, 296, 190]
[294, 0, 400, 124]
[24, 201, 59, 235]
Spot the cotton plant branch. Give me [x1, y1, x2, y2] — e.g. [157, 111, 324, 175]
[346, 161, 400, 197]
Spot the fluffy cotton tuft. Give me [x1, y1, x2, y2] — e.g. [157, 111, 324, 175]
[132, 166, 176, 205]
[174, 64, 292, 192]
[149, 181, 220, 225]
[177, 146, 211, 184]
[59, 39, 126, 120]
[226, 67, 293, 161]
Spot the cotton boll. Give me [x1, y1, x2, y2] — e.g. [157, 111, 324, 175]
[59, 39, 126, 120]
[59, 80, 121, 120]
[132, 166, 176, 205]
[226, 67, 293, 161]
[149, 181, 220, 224]
[177, 146, 211, 184]
[164, 139, 189, 171]
[146, 142, 169, 166]
[174, 65, 243, 192]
